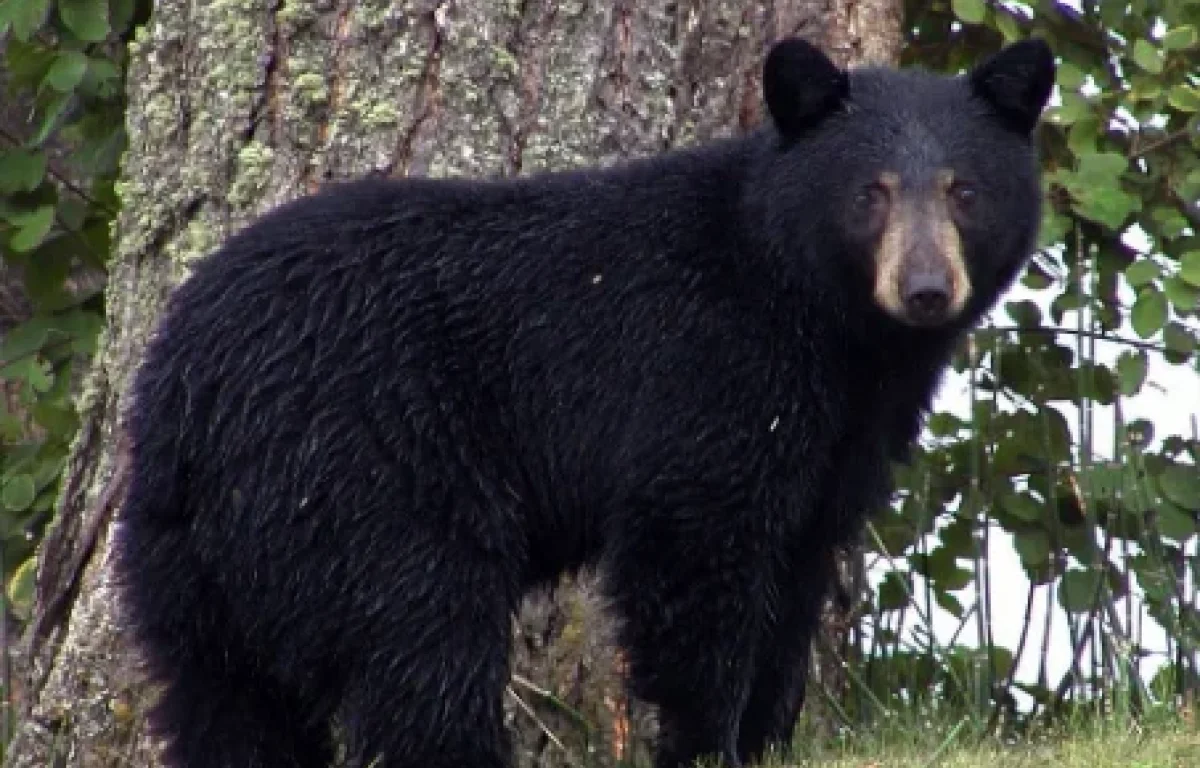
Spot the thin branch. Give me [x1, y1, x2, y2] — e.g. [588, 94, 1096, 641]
[983, 325, 1175, 354]
[0, 125, 118, 217]
[505, 686, 581, 768]
[1129, 127, 1193, 159]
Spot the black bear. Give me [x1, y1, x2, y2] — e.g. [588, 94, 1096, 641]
[116, 36, 1053, 768]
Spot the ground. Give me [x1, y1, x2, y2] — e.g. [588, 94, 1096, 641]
[763, 711, 1199, 768]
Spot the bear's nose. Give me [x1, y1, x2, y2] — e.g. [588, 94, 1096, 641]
[902, 270, 951, 326]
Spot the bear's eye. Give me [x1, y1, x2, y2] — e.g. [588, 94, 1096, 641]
[854, 185, 888, 211]
[950, 182, 978, 209]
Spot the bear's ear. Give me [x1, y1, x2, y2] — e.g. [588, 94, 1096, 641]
[969, 38, 1055, 135]
[763, 37, 849, 138]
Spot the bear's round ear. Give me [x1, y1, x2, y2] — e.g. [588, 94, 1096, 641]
[763, 37, 849, 138]
[969, 38, 1055, 135]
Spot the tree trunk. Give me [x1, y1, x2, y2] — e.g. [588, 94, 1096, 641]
[3, 1, 900, 765]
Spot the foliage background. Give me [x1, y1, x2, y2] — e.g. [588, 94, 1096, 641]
[0, 0, 1196, 751]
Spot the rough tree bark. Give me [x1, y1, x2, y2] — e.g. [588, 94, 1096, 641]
[4, 1, 900, 765]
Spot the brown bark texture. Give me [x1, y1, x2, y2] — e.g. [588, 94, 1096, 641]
[4, 1, 901, 766]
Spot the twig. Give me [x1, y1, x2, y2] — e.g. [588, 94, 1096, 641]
[1130, 127, 1193, 159]
[0, 126, 117, 217]
[505, 686, 581, 767]
[982, 324, 1174, 354]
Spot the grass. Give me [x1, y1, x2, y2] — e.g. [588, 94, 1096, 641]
[756, 708, 1200, 768]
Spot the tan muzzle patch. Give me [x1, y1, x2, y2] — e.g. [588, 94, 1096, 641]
[872, 170, 973, 326]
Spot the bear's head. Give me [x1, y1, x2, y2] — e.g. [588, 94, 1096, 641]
[757, 37, 1054, 330]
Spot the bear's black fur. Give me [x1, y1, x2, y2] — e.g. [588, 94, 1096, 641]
[116, 37, 1054, 768]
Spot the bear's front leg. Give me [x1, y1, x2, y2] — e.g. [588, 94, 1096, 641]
[605, 501, 773, 768]
[736, 543, 837, 763]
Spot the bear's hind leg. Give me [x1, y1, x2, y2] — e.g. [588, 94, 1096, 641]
[120, 522, 335, 768]
[336, 546, 516, 768]
[607, 514, 770, 768]
[148, 665, 333, 768]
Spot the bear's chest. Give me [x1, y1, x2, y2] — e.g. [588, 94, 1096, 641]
[794, 359, 924, 543]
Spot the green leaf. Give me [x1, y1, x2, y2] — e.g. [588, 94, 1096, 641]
[44, 50, 89, 92]
[1038, 209, 1071, 248]
[30, 358, 54, 392]
[1150, 665, 1185, 701]
[1067, 117, 1100, 155]
[1163, 322, 1196, 363]
[1047, 93, 1090, 125]
[935, 589, 965, 618]
[87, 54, 121, 81]
[1014, 529, 1051, 569]
[1132, 39, 1164, 74]
[1156, 500, 1196, 542]
[1163, 25, 1198, 51]
[1058, 568, 1104, 613]
[4, 38, 56, 90]
[57, 309, 104, 354]
[1151, 206, 1191, 240]
[1077, 152, 1128, 183]
[77, 57, 120, 101]
[1160, 463, 1200, 511]
[1080, 362, 1117, 405]
[1040, 405, 1073, 463]
[58, 0, 109, 41]
[0, 0, 51, 40]
[1167, 85, 1200, 112]
[877, 571, 911, 611]
[1022, 263, 1053, 290]
[0, 316, 52, 364]
[940, 516, 975, 557]
[0, 357, 53, 392]
[0, 150, 47, 193]
[31, 91, 74, 146]
[1001, 492, 1043, 523]
[1079, 463, 1131, 498]
[1164, 275, 1200, 312]
[1136, 557, 1173, 604]
[1130, 73, 1164, 103]
[1057, 62, 1086, 90]
[917, 546, 974, 591]
[1131, 288, 1168, 339]
[109, 0, 136, 32]
[1181, 252, 1200, 288]
[990, 645, 1016, 679]
[2, 475, 36, 511]
[1125, 258, 1160, 287]
[1072, 186, 1139, 229]
[8, 205, 55, 252]
[951, 0, 986, 24]
[927, 411, 964, 437]
[995, 11, 1020, 43]
[1116, 350, 1148, 395]
[1005, 299, 1041, 327]
[1099, 1, 1124, 27]
[937, 565, 973, 591]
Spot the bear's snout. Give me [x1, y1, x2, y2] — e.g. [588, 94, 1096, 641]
[870, 169, 973, 328]
[901, 267, 951, 326]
